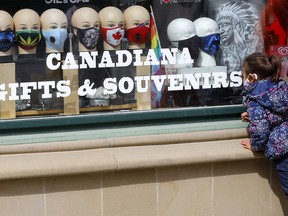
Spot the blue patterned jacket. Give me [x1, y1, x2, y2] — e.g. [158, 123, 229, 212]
[243, 79, 288, 160]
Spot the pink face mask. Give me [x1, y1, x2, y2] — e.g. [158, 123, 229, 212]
[126, 23, 150, 44]
[101, 26, 125, 47]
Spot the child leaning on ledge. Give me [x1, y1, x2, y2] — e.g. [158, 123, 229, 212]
[240, 52, 288, 199]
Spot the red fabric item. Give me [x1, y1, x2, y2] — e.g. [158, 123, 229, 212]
[261, 0, 288, 53]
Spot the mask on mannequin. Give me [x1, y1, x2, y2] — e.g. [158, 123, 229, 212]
[126, 23, 150, 44]
[198, 33, 220, 56]
[177, 35, 199, 60]
[101, 26, 124, 47]
[13, 9, 41, 55]
[42, 29, 67, 51]
[71, 7, 100, 51]
[15, 29, 42, 50]
[99, 6, 125, 50]
[73, 26, 100, 50]
[124, 5, 150, 48]
[41, 8, 68, 52]
[0, 30, 14, 52]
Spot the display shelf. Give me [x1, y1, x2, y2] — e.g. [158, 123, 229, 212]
[15, 103, 137, 117]
[80, 103, 137, 112]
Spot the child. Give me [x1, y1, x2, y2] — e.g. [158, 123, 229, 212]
[240, 52, 288, 199]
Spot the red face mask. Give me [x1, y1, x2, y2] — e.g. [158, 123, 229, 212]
[126, 23, 150, 44]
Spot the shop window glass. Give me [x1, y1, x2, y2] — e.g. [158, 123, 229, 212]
[0, 0, 286, 121]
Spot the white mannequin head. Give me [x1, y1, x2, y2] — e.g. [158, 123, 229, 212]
[124, 5, 150, 49]
[13, 9, 41, 55]
[194, 17, 219, 37]
[41, 8, 68, 53]
[99, 6, 124, 50]
[194, 17, 220, 67]
[167, 18, 196, 48]
[71, 7, 100, 52]
[0, 10, 14, 56]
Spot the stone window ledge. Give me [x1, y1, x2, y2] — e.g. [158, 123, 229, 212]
[0, 128, 265, 181]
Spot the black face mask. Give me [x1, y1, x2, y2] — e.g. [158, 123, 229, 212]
[73, 26, 100, 50]
[177, 35, 199, 60]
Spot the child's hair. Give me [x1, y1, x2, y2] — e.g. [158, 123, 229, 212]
[242, 52, 281, 82]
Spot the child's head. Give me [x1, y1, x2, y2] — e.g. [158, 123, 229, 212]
[242, 52, 281, 82]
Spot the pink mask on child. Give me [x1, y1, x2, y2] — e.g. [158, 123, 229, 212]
[243, 73, 258, 90]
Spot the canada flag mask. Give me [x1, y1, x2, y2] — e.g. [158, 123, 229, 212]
[101, 26, 125, 47]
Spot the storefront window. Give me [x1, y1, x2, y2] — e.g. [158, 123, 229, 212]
[0, 0, 286, 120]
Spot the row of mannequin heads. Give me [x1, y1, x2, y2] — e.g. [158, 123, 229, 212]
[0, 7, 220, 67]
[0, 6, 150, 57]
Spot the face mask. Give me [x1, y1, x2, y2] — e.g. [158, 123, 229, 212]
[243, 73, 258, 91]
[177, 35, 199, 60]
[73, 26, 100, 50]
[15, 30, 42, 50]
[126, 23, 150, 44]
[243, 79, 251, 90]
[198, 33, 220, 56]
[42, 29, 67, 51]
[101, 26, 125, 47]
[0, 30, 14, 52]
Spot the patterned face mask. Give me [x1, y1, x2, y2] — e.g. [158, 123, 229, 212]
[126, 23, 150, 44]
[42, 29, 67, 51]
[198, 33, 220, 56]
[101, 26, 125, 47]
[0, 30, 14, 52]
[73, 26, 100, 50]
[15, 29, 42, 50]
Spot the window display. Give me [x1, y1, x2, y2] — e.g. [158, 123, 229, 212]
[0, 0, 286, 120]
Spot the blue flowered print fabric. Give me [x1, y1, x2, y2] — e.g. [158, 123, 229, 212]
[243, 80, 288, 159]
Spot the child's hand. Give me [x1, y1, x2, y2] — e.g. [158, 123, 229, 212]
[241, 112, 249, 122]
[241, 139, 252, 150]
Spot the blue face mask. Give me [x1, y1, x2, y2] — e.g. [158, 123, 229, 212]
[0, 30, 14, 52]
[42, 29, 67, 51]
[198, 33, 220, 56]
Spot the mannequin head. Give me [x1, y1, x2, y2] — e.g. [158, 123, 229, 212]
[194, 17, 220, 67]
[167, 18, 196, 48]
[71, 7, 100, 52]
[0, 10, 14, 57]
[41, 8, 68, 53]
[99, 6, 124, 50]
[13, 9, 41, 55]
[167, 18, 199, 62]
[124, 5, 150, 49]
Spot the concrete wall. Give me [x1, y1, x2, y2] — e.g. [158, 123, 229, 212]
[0, 128, 287, 216]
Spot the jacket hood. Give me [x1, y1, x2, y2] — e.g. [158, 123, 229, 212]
[247, 80, 288, 115]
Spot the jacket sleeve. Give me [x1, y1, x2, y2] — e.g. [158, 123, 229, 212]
[247, 104, 270, 151]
